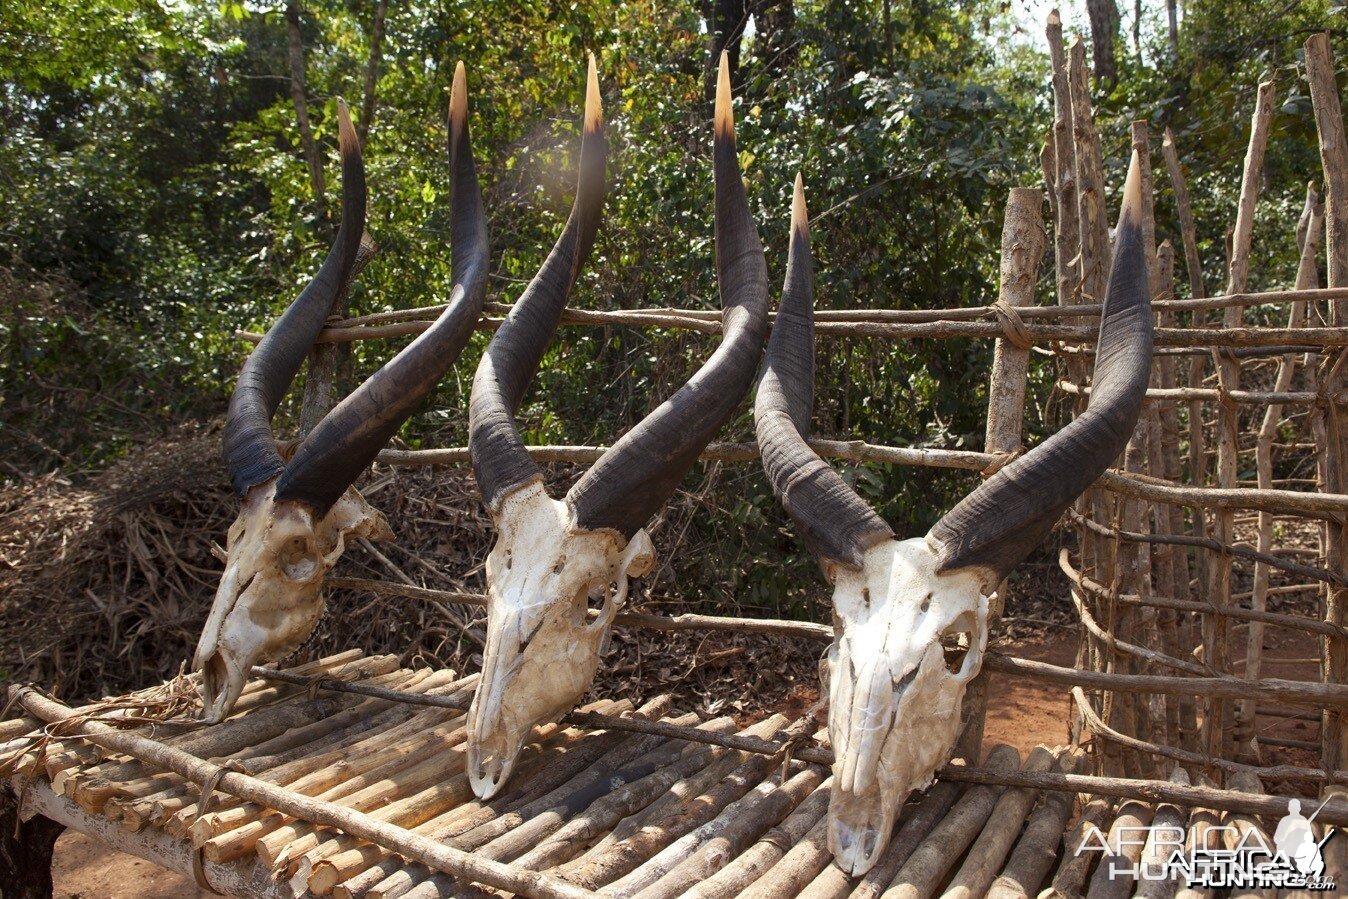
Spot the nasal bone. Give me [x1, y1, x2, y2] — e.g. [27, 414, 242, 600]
[839, 658, 898, 795]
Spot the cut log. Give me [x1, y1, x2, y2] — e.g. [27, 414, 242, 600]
[878, 744, 1021, 899]
[559, 715, 792, 890]
[1041, 795, 1114, 897]
[616, 765, 825, 899]
[987, 751, 1081, 899]
[1085, 799, 1154, 899]
[680, 777, 832, 899]
[942, 746, 1058, 899]
[848, 782, 965, 899]
[1135, 769, 1190, 899]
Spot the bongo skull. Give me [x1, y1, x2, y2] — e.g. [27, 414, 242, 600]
[755, 159, 1152, 874]
[196, 70, 490, 721]
[465, 53, 768, 797]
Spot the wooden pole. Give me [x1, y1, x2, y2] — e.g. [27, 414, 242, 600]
[943, 746, 1058, 899]
[1207, 78, 1277, 761]
[958, 186, 1046, 761]
[987, 751, 1082, 899]
[880, 744, 1021, 899]
[1305, 29, 1348, 783]
[1237, 184, 1323, 754]
[1161, 127, 1211, 758]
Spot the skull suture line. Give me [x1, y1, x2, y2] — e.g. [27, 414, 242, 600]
[755, 161, 1152, 875]
[464, 53, 768, 797]
[195, 70, 489, 722]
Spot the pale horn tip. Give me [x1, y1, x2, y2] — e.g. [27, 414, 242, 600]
[337, 98, 358, 157]
[450, 61, 468, 141]
[714, 50, 734, 142]
[791, 173, 808, 236]
[584, 52, 603, 136]
[1120, 147, 1143, 230]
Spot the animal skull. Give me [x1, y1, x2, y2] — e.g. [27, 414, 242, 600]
[464, 52, 768, 799]
[755, 160, 1151, 875]
[196, 74, 489, 721]
[824, 537, 988, 874]
[194, 479, 389, 722]
[466, 480, 653, 797]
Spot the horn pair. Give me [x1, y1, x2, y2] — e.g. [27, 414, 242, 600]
[225, 65, 489, 510]
[758, 153, 1153, 584]
[470, 53, 768, 536]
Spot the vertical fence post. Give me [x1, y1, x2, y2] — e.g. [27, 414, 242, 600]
[1153, 239, 1188, 749]
[1239, 185, 1322, 756]
[1122, 121, 1162, 771]
[1208, 79, 1276, 761]
[1068, 35, 1118, 772]
[1304, 39, 1348, 879]
[956, 187, 1046, 760]
[299, 233, 378, 434]
[1161, 129, 1207, 753]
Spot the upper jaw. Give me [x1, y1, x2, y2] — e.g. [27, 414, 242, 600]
[196, 641, 251, 724]
[465, 599, 604, 798]
[823, 537, 989, 877]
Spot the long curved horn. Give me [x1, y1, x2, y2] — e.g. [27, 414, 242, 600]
[754, 175, 895, 571]
[224, 100, 367, 497]
[469, 56, 606, 513]
[566, 52, 769, 539]
[928, 150, 1152, 582]
[277, 63, 490, 516]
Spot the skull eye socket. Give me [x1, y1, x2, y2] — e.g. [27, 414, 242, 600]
[939, 611, 981, 679]
[279, 535, 319, 582]
[580, 580, 618, 628]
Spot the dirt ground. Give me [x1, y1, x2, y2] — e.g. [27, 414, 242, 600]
[47, 625, 1327, 895]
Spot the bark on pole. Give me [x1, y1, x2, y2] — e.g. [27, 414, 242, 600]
[1237, 185, 1322, 754]
[1068, 39, 1109, 314]
[1114, 121, 1163, 770]
[1046, 11, 1080, 310]
[285, 1, 328, 220]
[1068, 32, 1113, 745]
[1160, 128, 1210, 755]
[957, 187, 1046, 761]
[1045, 15, 1098, 724]
[1153, 240, 1193, 750]
[1208, 78, 1276, 762]
[1304, 33, 1348, 885]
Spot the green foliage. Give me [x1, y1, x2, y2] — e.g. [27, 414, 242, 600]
[1, 0, 1343, 619]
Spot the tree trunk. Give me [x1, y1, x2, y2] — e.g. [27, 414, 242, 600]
[357, 0, 388, 145]
[1086, 0, 1119, 85]
[1166, 0, 1179, 59]
[704, 0, 748, 102]
[0, 785, 65, 899]
[753, 0, 796, 84]
[286, 1, 328, 221]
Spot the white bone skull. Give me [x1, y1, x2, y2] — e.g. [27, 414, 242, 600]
[193, 479, 390, 722]
[466, 480, 654, 798]
[823, 536, 989, 874]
